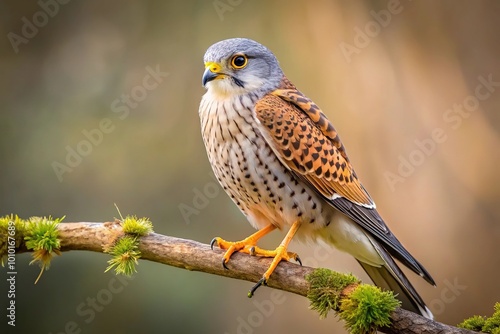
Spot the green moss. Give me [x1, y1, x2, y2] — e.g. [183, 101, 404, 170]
[24, 216, 64, 283]
[483, 303, 500, 333]
[340, 284, 400, 334]
[1, 215, 63, 282]
[458, 315, 486, 331]
[0, 215, 28, 265]
[105, 236, 140, 276]
[104, 215, 153, 276]
[121, 216, 153, 236]
[306, 268, 400, 334]
[1, 213, 155, 281]
[306, 268, 359, 319]
[459, 303, 500, 333]
[25, 216, 62, 254]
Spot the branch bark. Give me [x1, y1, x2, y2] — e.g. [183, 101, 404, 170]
[17, 221, 475, 334]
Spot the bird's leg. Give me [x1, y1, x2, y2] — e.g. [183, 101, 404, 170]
[248, 220, 302, 297]
[211, 224, 276, 269]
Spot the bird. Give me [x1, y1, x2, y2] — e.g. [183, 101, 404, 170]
[199, 37, 435, 319]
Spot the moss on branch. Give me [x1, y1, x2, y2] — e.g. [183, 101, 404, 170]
[0, 214, 485, 334]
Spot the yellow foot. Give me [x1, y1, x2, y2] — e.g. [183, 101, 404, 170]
[248, 220, 302, 297]
[248, 245, 302, 297]
[210, 237, 257, 269]
[210, 224, 277, 269]
[210, 238, 301, 269]
[211, 221, 302, 298]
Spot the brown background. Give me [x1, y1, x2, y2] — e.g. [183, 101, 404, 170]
[1, 1, 499, 333]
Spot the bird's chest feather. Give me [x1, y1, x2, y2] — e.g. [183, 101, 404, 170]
[199, 93, 329, 231]
[200, 95, 273, 203]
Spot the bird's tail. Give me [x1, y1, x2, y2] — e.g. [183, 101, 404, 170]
[357, 254, 433, 319]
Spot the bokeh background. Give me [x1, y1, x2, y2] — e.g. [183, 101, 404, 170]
[1, 1, 499, 333]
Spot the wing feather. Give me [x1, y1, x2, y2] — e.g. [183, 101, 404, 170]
[255, 90, 374, 208]
[254, 87, 435, 285]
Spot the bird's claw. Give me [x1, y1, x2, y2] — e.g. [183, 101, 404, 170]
[209, 232, 301, 294]
[248, 277, 267, 298]
[211, 237, 240, 270]
[210, 237, 218, 250]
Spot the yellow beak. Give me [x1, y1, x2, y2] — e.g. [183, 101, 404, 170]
[202, 62, 224, 86]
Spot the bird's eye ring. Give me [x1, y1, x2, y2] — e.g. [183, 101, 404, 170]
[231, 54, 248, 69]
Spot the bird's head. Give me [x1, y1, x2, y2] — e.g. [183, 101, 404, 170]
[202, 38, 284, 98]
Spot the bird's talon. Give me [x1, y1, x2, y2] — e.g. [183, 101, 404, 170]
[210, 238, 218, 250]
[296, 255, 302, 266]
[248, 277, 267, 298]
[222, 259, 229, 270]
[249, 246, 256, 256]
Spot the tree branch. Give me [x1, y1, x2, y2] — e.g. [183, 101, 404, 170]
[16, 221, 475, 334]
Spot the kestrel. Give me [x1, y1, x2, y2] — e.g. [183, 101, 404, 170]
[199, 38, 435, 318]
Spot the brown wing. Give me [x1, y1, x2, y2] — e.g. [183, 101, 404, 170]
[254, 87, 436, 285]
[255, 88, 374, 208]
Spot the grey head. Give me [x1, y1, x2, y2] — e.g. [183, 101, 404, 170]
[202, 38, 284, 96]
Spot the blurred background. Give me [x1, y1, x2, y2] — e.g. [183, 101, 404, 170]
[1, 1, 499, 333]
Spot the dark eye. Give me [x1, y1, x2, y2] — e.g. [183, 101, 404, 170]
[231, 55, 247, 69]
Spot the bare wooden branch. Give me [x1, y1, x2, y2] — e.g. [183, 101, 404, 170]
[17, 222, 476, 334]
